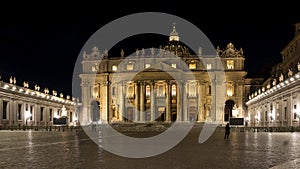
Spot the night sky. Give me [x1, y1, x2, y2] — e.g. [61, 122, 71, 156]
[0, 2, 299, 98]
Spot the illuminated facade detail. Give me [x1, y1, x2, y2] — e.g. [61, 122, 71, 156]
[189, 63, 196, 69]
[247, 23, 300, 127]
[227, 82, 234, 97]
[227, 60, 234, 69]
[169, 23, 179, 42]
[0, 79, 79, 128]
[206, 64, 212, 70]
[171, 84, 176, 96]
[80, 25, 247, 124]
[112, 65, 117, 72]
[127, 61, 134, 70]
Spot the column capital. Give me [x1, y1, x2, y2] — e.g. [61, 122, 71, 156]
[140, 81, 146, 86]
[150, 80, 155, 85]
[176, 80, 185, 85]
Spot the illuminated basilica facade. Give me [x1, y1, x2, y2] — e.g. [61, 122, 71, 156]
[246, 23, 300, 127]
[80, 25, 247, 124]
[0, 77, 78, 128]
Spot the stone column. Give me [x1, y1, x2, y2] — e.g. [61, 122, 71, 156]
[279, 97, 283, 127]
[0, 98, 2, 126]
[10, 100, 16, 126]
[165, 81, 171, 122]
[176, 81, 182, 121]
[183, 81, 188, 121]
[81, 81, 90, 125]
[134, 81, 139, 122]
[198, 80, 204, 122]
[140, 82, 145, 122]
[119, 82, 125, 121]
[215, 75, 226, 123]
[150, 81, 156, 122]
[101, 81, 109, 123]
[288, 95, 292, 127]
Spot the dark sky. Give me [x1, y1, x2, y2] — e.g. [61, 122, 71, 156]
[0, 2, 300, 98]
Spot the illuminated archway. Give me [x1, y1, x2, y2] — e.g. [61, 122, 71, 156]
[90, 100, 100, 122]
[224, 100, 235, 121]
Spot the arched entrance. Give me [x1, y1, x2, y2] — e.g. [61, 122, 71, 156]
[224, 100, 235, 121]
[171, 111, 177, 122]
[91, 100, 100, 122]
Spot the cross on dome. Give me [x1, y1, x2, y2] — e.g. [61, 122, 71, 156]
[169, 22, 179, 41]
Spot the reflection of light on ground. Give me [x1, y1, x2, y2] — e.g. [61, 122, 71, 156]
[0, 137, 92, 152]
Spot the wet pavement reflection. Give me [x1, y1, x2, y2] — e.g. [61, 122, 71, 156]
[0, 126, 300, 169]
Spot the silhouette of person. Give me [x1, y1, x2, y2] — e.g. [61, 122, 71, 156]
[224, 123, 230, 140]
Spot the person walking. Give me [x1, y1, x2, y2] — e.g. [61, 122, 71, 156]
[224, 123, 230, 140]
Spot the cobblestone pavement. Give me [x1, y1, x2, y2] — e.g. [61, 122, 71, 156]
[0, 126, 300, 169]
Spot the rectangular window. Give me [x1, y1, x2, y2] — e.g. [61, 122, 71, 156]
[127, 63, 134, 70]
[146, 85, 151, 97]
[188, 83, 196, 97]
[2, 101, 8, 119]
[49, 109, 52, 121]
[294, 113, 297, 120]
[171, 84, 176, 96]
[189, 63, 196, 69]
[171, 64, 177, 68]
[112, 65, 117, 71]
[265, 111, 268, 121]
[226, 84, 234, 97]
[112, 86, 116, 96]
[206, 63, 212, 70]
[208, 85, 211, 95]
[40, 107, 44, 121]
[294, 105, 297, 109]
[227, 60, 234, 69]
[284, 107, 287, 120]
[17, 104, 22, 120]
[145, 63, 150, 68]
[70, 112, 73, 122]
[30, 106, 33, 120]
[157, 85, 164, 97]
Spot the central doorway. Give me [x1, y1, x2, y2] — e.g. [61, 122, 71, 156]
[224, 100, 235, 121]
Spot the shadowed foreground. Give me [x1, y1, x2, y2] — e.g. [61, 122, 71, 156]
[0, 124, 299, 169]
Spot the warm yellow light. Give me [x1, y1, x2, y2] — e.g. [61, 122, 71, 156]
[61, 105, 67, 117]
[189, 63, 196, 69]
[206, 64, 211, 70]
[226, 60, 234, 69]
[112, 65, 117, 71]
[146, 85, 150, 97]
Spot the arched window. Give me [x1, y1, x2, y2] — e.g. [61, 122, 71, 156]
[226, 60, 234, 69]
[171, 84, 176, 96]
